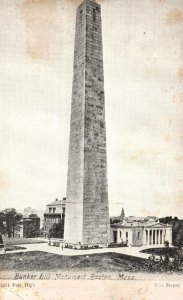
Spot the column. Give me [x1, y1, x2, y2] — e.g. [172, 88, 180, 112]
[149, 229, 152, 245]
[163, 229, 166, 244]
[155, 230, 157, 244]
[149, 230, 151, 245]
[147, 230, 150, 245]
[154, 230, 156, 244]
[162, 229, 164, 244]
[157, 230, 159, 244]
[160, 230, 162, 244]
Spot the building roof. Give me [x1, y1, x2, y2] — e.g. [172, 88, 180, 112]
[111, 220, 172, 229]
[47, 199, 66, 206]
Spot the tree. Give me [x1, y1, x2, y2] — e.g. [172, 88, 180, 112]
[49, 219, 64, 239]
[23, 214, 40, 238]
[159, 216, 183, 248]
[174, 224, 183, 249]
[159, 216, 173, 224]
[24, 223, 39, 238]
[1, 208, 22, 237]
[29, 214, 39, 218]
[0, 211, 6, 234]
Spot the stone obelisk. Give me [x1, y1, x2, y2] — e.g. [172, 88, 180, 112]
[64, 0, 110, 245]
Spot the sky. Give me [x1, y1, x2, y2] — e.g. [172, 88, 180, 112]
[0, 0, 183, 217]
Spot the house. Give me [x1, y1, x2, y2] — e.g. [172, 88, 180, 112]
[43, 198, 66, 236]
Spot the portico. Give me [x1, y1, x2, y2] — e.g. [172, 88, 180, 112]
[144, 224, 172, 246]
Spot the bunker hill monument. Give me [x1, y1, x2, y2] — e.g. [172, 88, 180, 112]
[64, 0, 110, 245]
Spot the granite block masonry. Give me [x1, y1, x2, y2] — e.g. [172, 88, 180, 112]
[64, 0, 110, 245]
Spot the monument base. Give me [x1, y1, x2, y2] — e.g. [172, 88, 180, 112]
[65, 242, 109, 250]
[0, 248, 5, 254]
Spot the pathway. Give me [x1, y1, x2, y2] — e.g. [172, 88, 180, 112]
[5, 242, 159, 259]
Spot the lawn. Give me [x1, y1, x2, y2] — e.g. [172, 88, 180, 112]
[0, 251, 147, 272]
[0, 251, 183, 274]
[140, 247, 179, 258]
[3, 237, 47, 246]
[5, 245, 26, 252]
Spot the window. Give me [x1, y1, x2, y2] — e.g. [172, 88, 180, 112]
[126, 232, 128, 238]
[53, 208, 56, 213]
[49, 208, 52, 213]
[80, 9, 82, 24]
[93, 9, 96, 22]
[120, 231, 122, 238]
[63, 207, 65, 214]
[137, 232, 140, 239]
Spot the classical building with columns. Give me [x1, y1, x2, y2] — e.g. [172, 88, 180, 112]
[111, 219, 172, 247]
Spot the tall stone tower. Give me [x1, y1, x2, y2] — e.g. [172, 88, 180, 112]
[64, 0, 110, 245]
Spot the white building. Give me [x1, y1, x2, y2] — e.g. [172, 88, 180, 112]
[111, 220, 172, 247]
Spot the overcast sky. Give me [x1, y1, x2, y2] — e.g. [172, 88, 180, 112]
[0, 0, 183, 217]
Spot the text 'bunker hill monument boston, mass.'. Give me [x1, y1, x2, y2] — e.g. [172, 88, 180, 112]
[64, 0, 110, 246]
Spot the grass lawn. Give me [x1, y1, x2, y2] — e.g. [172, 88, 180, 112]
[3, 237, 47, 246]
[0, 251, 183, 273]
[5, 245, 26, 252]
[140, 247, 179, 258]
[0, 251, 147, 272]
